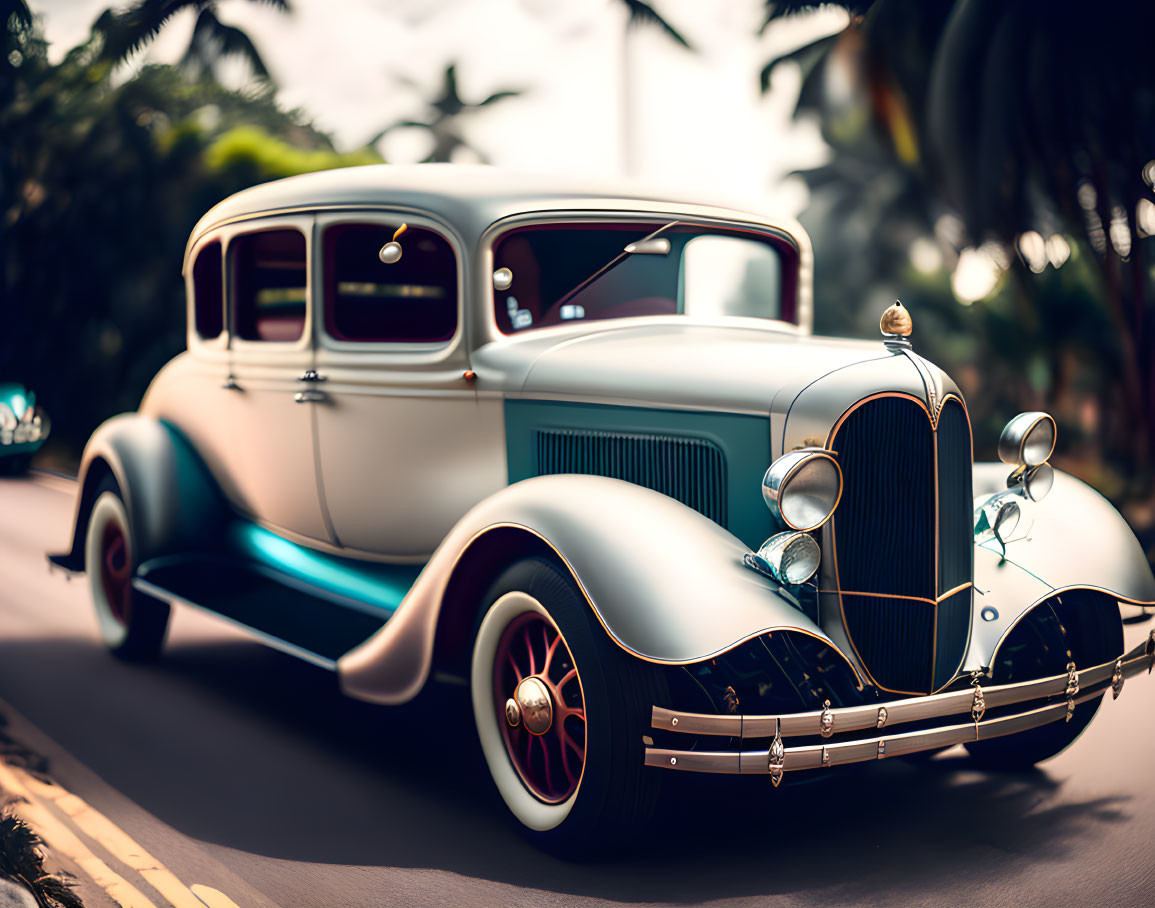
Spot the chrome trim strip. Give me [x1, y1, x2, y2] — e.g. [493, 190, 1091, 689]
[651, 640, 1151, 741]
[645, 678, 1133, 777]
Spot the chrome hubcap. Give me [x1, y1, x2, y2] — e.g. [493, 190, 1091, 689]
[513, 676, 553, 735]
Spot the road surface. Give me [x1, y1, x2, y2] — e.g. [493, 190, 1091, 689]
[1, 471, 1154, 907]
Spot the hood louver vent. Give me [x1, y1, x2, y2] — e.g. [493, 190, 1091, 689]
[534, 428, 727, 526]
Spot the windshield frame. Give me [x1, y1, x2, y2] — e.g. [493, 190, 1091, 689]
[479, 210, 803, 344]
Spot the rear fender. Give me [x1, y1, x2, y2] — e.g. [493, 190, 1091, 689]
[50, 414, 226, 571]
[338, 474, 858, 705]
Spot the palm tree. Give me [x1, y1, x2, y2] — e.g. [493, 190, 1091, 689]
[369, 63, 522, 163]
[617, 0, 692, 175]
[92, 0, 290, 83]
[761, 0, 1155, 553]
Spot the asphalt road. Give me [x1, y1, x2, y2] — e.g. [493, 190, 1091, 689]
[2, 471, 1154, 907]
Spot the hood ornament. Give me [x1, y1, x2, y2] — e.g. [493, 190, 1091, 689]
[880, 300, 913, 347]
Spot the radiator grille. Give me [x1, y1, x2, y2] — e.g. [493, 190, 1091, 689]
[830, 395, 973, 694]
[534, 428, 727, 525]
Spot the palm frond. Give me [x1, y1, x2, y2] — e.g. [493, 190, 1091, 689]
[760, 1, 875, 34]
[622, 0, 692, 50]
[759, 31, 837, 93]
[365, 119, 431, 148]
[442, 63, 461, 103]
[183, 7, 271, 81]
[94, 0, 199, 64]
[476, 89, 521, 107]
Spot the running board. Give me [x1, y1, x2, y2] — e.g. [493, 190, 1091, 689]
[135, 555, 391, 668]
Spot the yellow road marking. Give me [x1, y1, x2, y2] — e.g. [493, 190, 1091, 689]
[0, 762, 157, 908]
[2, 761, 245, 908]
[190, 884, 242, 908]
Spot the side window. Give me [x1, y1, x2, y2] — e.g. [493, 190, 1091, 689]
[232, 229, 307, 342]
[192, 240, 223, 340]
[323, 223, 457, 343]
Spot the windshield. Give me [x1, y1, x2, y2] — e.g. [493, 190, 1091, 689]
[491, 221, 797, 334]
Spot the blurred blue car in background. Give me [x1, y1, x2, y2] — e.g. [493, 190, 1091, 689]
[0, 382, 50, 473]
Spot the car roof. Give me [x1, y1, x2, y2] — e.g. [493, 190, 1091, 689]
[186, 164, 807, 259]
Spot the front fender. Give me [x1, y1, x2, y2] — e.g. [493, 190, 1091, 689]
[963, 462, 1155, 671]
[338, 475, 855, 705]
[50, 414, 226, 570]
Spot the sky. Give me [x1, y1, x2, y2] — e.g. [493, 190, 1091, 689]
[29, 0, 847, 217]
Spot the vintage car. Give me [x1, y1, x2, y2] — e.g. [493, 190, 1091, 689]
[0, 381, 50, 473]
[50, 166, 1155, 851]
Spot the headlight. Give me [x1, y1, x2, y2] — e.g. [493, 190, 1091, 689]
[32, 408, 50, 441]
[762, 450, 842, 532]
[752, 531, 821, 585]
[998, 411, 1056, 466]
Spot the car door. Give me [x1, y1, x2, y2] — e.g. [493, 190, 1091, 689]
[311, 212, 506, 558]
[218, 216, 332, 543]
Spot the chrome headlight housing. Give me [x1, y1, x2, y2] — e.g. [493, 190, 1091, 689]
[762, 450, 842, 532]
[998, 411, 1056, 467]
[751, 531, 821, 585]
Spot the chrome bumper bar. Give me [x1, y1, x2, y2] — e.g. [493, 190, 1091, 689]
[644, 631, 1155, 783]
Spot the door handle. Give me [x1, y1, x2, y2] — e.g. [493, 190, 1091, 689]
[294, 390, 326, 404]
[298, 369, 326, 383]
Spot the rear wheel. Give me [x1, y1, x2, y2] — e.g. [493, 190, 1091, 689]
[471, 557, 667, 853]
[85, 481, 170, 661]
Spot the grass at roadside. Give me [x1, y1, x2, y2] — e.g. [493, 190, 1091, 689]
[0, 810, 84, 908]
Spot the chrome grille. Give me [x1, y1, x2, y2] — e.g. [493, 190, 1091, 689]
[830, 395, 973, 694]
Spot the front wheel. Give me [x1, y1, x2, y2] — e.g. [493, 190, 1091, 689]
[471, 557, 667, 853]
[965, 591, 1120, 769]
[85, 483, 170, 661]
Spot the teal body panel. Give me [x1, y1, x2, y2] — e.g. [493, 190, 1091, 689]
[0, 383, 32, 416]
[504, 399, 773, 550]
[227, 521, 423, 619]
[1, 441, 44, 458]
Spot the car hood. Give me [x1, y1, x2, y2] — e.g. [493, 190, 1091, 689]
[476, 321, 894, 419]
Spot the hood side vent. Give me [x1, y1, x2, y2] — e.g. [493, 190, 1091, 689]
[534, 428, 727, 526]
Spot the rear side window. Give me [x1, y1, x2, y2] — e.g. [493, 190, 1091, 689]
[192, 240, 223, 340]
[323, 223, 457, 343]
[232, 229, 308, 342]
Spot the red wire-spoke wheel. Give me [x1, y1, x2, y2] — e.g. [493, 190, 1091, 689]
[99, 518, 132, 626]
[84, 484, 170, 661]
[472, 558, 669, 852]
[494, 611, 586, 804]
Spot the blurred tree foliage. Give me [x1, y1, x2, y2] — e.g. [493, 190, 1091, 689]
[92, 0, 290, 83]
[0, 2, 380, 468]
[762, 0, 1155, 552]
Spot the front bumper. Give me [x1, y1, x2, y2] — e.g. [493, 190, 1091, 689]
[645, 630, 1155, 784]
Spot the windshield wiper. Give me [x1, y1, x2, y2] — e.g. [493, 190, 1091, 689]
[553, 221, 679, 310]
